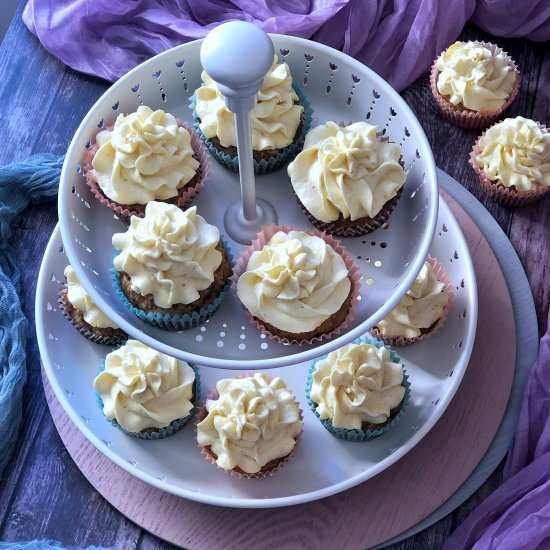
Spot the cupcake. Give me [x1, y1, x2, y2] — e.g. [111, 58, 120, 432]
[306, 337, 410, 441]
[371, 257, 453, 346]
[470, 116, 550, 206]
[430, 41, 520, 129]
[288, 121, 406, 236]
[59, 264, 127, 346]
[191, 55, 312, 174]
[84, 106, 210, 219]
[196, 373, 302, 478]
[235, 227, 359, 344]
[94, 340, 199, 439]
[112, 202, 233, 330]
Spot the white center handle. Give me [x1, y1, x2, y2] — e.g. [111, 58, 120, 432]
[200, 21, 278, 244]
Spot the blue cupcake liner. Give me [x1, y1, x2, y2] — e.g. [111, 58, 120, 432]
[112, 235, 233, 331]
[95, 353, 201, 440]
[305, 335, 411, 442]
[189, 83, 313, 175]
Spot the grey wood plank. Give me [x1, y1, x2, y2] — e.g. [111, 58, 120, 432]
[0, 409, 141, 548]
[508, 43, 550, 337]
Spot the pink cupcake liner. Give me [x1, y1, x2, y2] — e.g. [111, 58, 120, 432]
[82, 120, 211, 220]
[58, 288, 127, 346]
[231, 224, 361, 346]
[369, 256, 453, 347]
[469, 121, 550, 207]
[430, 41, 520, 129]
[195, 374, 303, 479]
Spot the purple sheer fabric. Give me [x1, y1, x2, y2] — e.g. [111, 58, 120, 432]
[22, 0, 550, 91]
[444, 311, 550, 549]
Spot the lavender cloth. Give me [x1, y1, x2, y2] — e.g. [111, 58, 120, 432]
[443, 310, 550, 549]
[22, 0, 550, 92]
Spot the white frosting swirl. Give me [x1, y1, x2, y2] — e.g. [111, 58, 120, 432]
[194, 56, 303, 150]
[64, 265, 119, 329]
[288, 122, 405, 221]
[91, 106, 199, 204]
[93, 340, 195, 433]
[112, 203, 222, 308]
[196, 373, 302, 474]
[436, 41, 516, 112]
[310, 342, 405, 429]
[376, 261, 449, 338]
[237, 231, 351, 334]
[476, 117, 550, 191]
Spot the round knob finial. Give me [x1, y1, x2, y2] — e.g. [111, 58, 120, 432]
[200, 21, 274, 99]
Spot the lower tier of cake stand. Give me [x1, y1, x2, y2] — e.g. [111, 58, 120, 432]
[39, 170, 538, 548]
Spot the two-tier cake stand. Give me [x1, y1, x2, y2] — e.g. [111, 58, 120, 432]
[36, 27, 477, 508]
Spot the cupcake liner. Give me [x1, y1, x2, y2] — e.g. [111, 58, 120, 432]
[296, 187, 404, 237]
[95, 357, 201, 440]
[305, 335, 411, 441]
[195, 374, 303, 479]
[369, 256, 454, 346]
[430, 41, 520, 129]
[469, 122, 550, 206]
[112, 236, 233, 331]
[231, 224, 361, 346]
[58, 287, 128, 346]
[190, 84, 313, 175]
[82, 120, 211, 220]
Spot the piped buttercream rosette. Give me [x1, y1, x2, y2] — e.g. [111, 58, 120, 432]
[469, 118, 550, 207]
[369, 256, 453, 347]
[195, 373, 303, 479]
[94, 340, 201, 440]
[232, 225, 360, 346]
[305, 335, 410, 441]
[289, 121, 405, 236]
[430, 41, 520, 129]
[82, 109, 210, 219]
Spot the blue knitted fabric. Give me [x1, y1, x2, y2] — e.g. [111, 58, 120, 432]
[0, 542, 108, 550]
[0, 154, 62, 476]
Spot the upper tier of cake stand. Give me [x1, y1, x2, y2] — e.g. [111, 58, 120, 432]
[58, 34, 439, 369]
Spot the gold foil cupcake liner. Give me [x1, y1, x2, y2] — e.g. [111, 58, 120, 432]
[231, 224, 361, 346]
[469, 121, 550, 206]
[82, 120, 211, 220]
[195, 375, 303, 479]
[58, 288, 127, 346]
[430, 41, 520, 129]
[369, 256, 453, 347]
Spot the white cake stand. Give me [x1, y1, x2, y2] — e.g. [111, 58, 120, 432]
[57, 32, 442, 369]
[37, 189, 476, 506]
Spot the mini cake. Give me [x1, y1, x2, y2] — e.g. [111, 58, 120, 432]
[59, 264, 127, 345]
[371, 258, 452, 346]
[112, 202, 233, 329]
[430, 41, 519, 128]
[84, 106, 209, 218]
[288, 121, 406, 236]
[470, 116, 550, 206]
[306, 337, 410, 441]
[236, 228, 357, 343]
[94, 339, 199, 439]
[192, 55, 311, 174]
[196, 373, 302, 477]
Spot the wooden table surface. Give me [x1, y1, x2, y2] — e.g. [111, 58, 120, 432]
[0, 2, 548, 549]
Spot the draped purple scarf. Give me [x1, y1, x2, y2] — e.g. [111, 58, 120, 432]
[23, 0, 550, 91]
